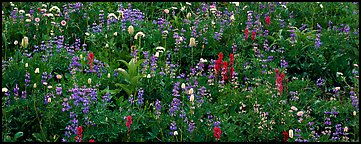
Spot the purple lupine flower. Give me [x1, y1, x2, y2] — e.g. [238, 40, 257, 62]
[169, 121, 177, 135]
[180, 110, 186, 118]
[316, 77, 325, 87]
[317, 23, 322, 33]
[62, 98, 71, 112]
[289, 29, 296, 45]
[350, 89, 359, 110]
[114, 69, 118, 77]
[155, 99, 161, 117]
[300, 23, 307, 31]
[333, 87, 340, 97]
[207, 112, 213, 123]
[279, 19, 285, 28]
[173, 82, 180, 97]
[4, 91, 11, 107]
[264, 39, 270, 52]
[214, 121, 221, 128]
[188, 120, 196, 133]
[280, 59, 288, 68]
[21, 91, 26, 99]
[24, 72, 30, 87]
[14, 84, 19, 97]
[150, 54, 158, 73]
[56, 86, 62, 95]
[128, 94, 134, 104]
[169, 98, 180, 116]
[44, 93, 51, 104]
[102, 92, 111, 103]
[90, 89, 97, 101]
[137, 88, 144, 105]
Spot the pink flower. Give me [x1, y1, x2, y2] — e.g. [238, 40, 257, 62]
[35, 17, 40, 22]
[61, 20, 66, 26]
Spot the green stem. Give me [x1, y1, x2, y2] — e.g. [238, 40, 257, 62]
[34, 91, 46, 141]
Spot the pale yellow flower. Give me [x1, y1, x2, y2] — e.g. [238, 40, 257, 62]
[189, 37, 196, 47]
[128, 25, 135, 35]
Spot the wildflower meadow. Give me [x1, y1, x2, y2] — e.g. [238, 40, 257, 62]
[1, 2, 359, 142]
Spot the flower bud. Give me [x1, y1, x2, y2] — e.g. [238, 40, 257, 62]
[88, 78, 92, 85]
[56, 74, 62, 79]
[189, 37, 196, 47]
[128, 25, 134, 35]
[164, 9, 169, 14]
[2, 87, 8, 92]
[14, 40, 18, 45]
[35, 68, 40, 74]
[25, 63, 28, 68]
[47, 85, 53, 89]
[48, 98, 52, 103]
[230, 15, 235, 21]
[190, 94, 194, 103]
[114, 32, 118, 36]
[33, 83, 37, 88]
[186, 13, 192, 19]
[188, 88, 194, 94]
[289, 129, 294, 138]
[21, 36, 29, 48]
[181, 83, 185, 89]
[354, 111, 357, 116]
[107, 73, 110, 78]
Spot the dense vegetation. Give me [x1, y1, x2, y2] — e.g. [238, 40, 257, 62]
[2, 2, 359, 142]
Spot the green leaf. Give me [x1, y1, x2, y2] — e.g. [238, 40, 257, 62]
[116, 83, 132, 96]
[32, 133, 43, 142]
[14, 132, 23, 140]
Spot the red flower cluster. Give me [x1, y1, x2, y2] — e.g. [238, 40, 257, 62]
[75, 126, 83, 142]
[87, 52, 95, 71]
[214, 52, 224, 74]
[275, 69, 285, 95]
[214, 127, 222, 139]
[214, 52, 235, 82]
[89, 139, 95, 142]
[265, 16, 271, 26]
[126, 116, 132, 131]
[281, 131, 289, 142]
[252, 30, 256, 41]
[244, 27, 249, 40]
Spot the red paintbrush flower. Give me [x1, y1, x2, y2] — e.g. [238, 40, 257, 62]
[252, 30, 256, 41]
[244, 27, 249, 40]
[87, 52, 95, 71]
[280, 73, 285, 79]
[229, 53, 234, 66]
[214, 127, 222, 139]
[126, 116, 132, 130]
[281, 131, 289, 142]
[214, 52, 224, 74]
[265, 16, 271, 26]
[77, 126, 83, 135]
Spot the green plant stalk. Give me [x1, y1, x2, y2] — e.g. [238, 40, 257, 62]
[164, 37, 167, 62]
[34, 89, 46, 141]
[158, 119, 164, 140]
[192, 46, 194, 66]
[139, 37, 142, 52]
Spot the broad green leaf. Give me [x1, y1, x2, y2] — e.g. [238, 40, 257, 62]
[14, 132, 23, 140]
